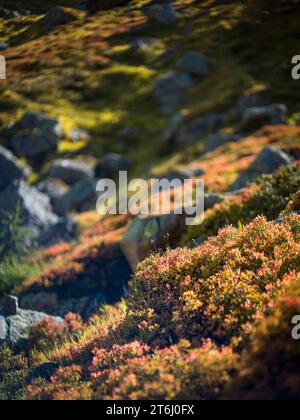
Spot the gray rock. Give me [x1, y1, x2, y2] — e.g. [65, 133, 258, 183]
[7, 112, 63, 139]
[0, 145, 28, 190]
[49, 159, 95, 186]
[11, 131, 58, 159]
[55, 178, 96, 216]
[176, 51, 211, 77]
[4, 112, 63, 159]
[0, 295, 19, 316]
[96, 153, 133, 178]
[0, 180, 73, 246]
[144, 2, 178, 23]
[163, 114, 184, 143]
[173, 114, 225, 146]
[154, 71, 194, 114]
[241, 104, 288, 130]
[231, 146, 294, 190]
[5, 309, 63, 349]
[36, 178, 68, 212]
[40, 6, 76, 30]
[235, 90, 271, 116]
[0, 41, 9, 51]
[0, 316, 7, 343]
[121, 212, 187, 271]
[131, 37, 160, 50]
[70, 128, 90, 142]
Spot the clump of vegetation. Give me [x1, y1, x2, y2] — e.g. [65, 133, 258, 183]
[182, 164, 300, 245]
[282, 190, 300, 215]
[126, 214, 300, 347]
[0, 346, 29, 401]
[90, 340, 237, 400]
[0, 206, 38, 295]
[227, 271, 300, 400]
[10, 214, 300, 400]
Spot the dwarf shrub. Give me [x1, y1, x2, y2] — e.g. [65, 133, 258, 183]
[228, 272, 300, 400]
[0, 346, 29, 401]
[126, 215, 300, 347]
[91, 340, 237, 400]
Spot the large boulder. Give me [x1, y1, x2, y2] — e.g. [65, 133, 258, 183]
[121, 212, 187, 271]
[0, 296, 63, 350]
[55, 178, 96, 216]
[0, 145, 29, 191]
[235, 89, 271, 116]
[96, 153, 133, 178]
[0, 180, 74, 246]
[165, 113, 224, 146]
[241, 104, 287, 130]
[11, 132, 58, 160]
[49, 159, 95, 186]
[36, 178, 68, 213]
[154, 71, 194, 114]
[176, 51, 211, 77]
[4, 112, 63, 160]
[231, 146, 294, 190]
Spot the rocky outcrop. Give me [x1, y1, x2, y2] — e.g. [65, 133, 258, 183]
[176, 51, 211, 77]
[164, 113, 224, 146]
[0, 180, 74, 246]
[231, 146, 294, 190]
[121, 212, 186, 271]
[155, 72, 195, 114]
[0, 145, 29, 191]
[0, 296, 63, 350]
[3, 112, 63, 160]
[54, 178, 96, 216]
[240, 104, 288, 130]
[49, 159, 95, 186]
[121, 192, 223, 270]
[96, 153, 133, 178]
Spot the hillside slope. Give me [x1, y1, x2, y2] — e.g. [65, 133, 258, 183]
[0, 0, 300, 400]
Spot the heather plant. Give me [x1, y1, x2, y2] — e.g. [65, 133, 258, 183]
[91, 340, 237, 400]
[227, 272, 300, 400]
[27, 365, 92, 401]
[182, 164, 300, 245]
[28, 313, 84, 354]
[0, 346, 29, 401]
[126, 215, 300, 347]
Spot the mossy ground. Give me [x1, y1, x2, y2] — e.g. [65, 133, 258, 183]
[1, 0, 300, 180]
